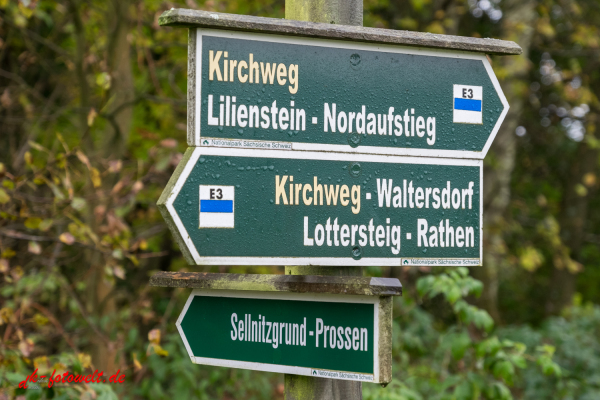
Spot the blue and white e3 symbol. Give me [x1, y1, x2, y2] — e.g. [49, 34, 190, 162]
[199, 185, 235, 228]
[453, 85, 483, 124]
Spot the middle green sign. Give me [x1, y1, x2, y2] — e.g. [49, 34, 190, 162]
[159, 147, 482, 266]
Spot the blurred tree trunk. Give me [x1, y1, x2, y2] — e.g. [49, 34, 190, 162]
[546, 113, 598, 314]
[103, 0, 135, 157]
[474, 0, 537, 323]
[67, 0, 91, 149]
[87, 0, 135, 374]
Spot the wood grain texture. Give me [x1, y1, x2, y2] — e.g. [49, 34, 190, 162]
[150, 271, 402, 296]
[159, 9, 522, 55]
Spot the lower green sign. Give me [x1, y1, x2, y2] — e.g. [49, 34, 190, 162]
[177, 290, 392, 383]
[159, 147, 482, 266]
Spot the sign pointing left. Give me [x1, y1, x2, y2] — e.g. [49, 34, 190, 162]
[150, 271, 401, 384]
[158, 146, 482, 266]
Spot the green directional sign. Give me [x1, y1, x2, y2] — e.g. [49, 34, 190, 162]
[158, 147, 482, 266]
[187, 29, 508, 159]
[177, 289, 392, 383]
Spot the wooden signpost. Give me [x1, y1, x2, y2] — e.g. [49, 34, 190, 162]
[151, 2, 521, 399]
[150, 272, 401, 384]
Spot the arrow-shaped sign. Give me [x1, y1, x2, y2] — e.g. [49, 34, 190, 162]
[158, 146, 482, 266]
[186, 29, 508, 159]
[169, 272, 401, 385]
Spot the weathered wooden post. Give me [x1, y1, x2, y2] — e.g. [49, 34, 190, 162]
[284, 0, 365, 398]
[285, 0, 366, 400]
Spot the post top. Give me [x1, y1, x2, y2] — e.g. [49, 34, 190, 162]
[159, 8, 521, 56]
[150, 271, 402, 296]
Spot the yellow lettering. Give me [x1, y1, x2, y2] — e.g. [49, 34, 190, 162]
[303, 184, 313, 205]
[288, 64, 298, 94]
[238, 60, 248, 83]
[324, 185, 340, 206]
[209, 50, 223, 81]
[340, 185, 350, 206]
[275, 175, 288, 205]
[277, 63, 287, 85]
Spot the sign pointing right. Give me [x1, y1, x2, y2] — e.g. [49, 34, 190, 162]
[186, 29, 509, 160]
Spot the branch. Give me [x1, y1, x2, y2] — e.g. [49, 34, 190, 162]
[0, 229, 56, 242]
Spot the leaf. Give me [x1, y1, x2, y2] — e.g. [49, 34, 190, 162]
[28, 141, 48, 152]
[127, 254, 139, 266]
[90, 167, 102, 188]
[39, 219, 53, 232]
[132, 180, 144, 193]
[24, 151, 33, 165]
[33, 356, 49, 369]
[453, 381, 472, 400]
[24, 217, 42, 230]
[477, 337, 501, 358]
[11, 265, 23, 280]
[148, 329, 160, 345]
[78, 353, 92, 369]
[59, 232, 75, 245]
[112, 248, 124, 260]
[0, 188, 10, 204]
[48, 181, 65, 200]
[33, 313, 49, 326]
[152, 344, 169, 357]
[536, 344, 556, 356]
[0, 259, 8, 273]
[18, 338, 34, 357]
[132, 353, 142, 371]
[416, 276, 433, 297]
[113, 265, 125, 279]
[0, 307, 14, 323]
[447, 286, 462, 304]
[28, 241, 42, 255]
[450, 332, 472, 360]
[96, 72, 111, 90]
[511, 354, 527, 369]
[160, 138, 177, 148]
[71, 197, 87, 211]
[87, 108, 98, 127]
[493, 360, 515, 385]
[575, 183, 587, 196]
[76, 150, 91, 169]
[489, 382, 512, 400]
[1, 248, 16, 258]
[108, 160, 122, 173]
[583, 172, 596, 187]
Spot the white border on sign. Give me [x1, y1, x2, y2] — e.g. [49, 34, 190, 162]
[176, 290, 380, 383]
[164, 146, 483, 266]
[194, 29, 509, 160]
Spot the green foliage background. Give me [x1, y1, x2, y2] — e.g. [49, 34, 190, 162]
[0, 0, 599, 399]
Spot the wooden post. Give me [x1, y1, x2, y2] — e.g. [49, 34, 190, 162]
[284, 2, 364, 400]
[285, 0, 363, 26]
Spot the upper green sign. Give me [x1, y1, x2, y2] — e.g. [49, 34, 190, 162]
[158, 147, 482, 267]
[187, 29, 508, 159]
